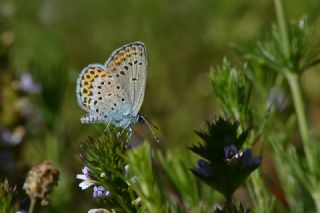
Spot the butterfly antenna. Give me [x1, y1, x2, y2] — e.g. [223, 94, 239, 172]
[139, 115, 159, 143]
[144, 116, 159, 130]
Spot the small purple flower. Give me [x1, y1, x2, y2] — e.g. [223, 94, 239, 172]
[93, 186, 110, 199]
[1, 128, 12, 143]
[192, 159, 213, 177]
[76, 167, 96, 190]
[0, 127, 26, 146]
[241, 150, 261, 169]
[17, 73, 41, 94]
[82, 167, 89, 176]
[224, 145, 238, 160]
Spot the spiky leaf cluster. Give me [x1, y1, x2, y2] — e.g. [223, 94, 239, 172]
[80, 128, 136, 211]
[0, 179, 19, 213]
[190, 118, 260, 199]
[191, 118, 248, 162]
[210, 59, 251, 124]
[240, 17, 320, 74]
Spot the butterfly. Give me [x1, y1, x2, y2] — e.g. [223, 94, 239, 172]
[76, 42, 149, 129]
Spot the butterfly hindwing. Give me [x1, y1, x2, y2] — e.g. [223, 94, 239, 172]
[76, 64, 132, 124]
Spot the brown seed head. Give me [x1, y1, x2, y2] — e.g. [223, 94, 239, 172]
[23, 160, 59, 206]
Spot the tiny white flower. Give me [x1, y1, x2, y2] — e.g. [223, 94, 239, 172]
[76, 167, 96, 190]
[78, 178, 95, 190]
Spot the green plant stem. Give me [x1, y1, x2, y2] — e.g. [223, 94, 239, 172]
[28, 199, 36, 213]
[224, 194, 232, 212]
[274, 0, 314, 173]
[312, 192, 320, 213]
[285, 72, 313, 172]
[274, 0, 290, 59]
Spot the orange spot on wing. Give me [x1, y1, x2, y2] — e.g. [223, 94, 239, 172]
[82, 78, 91, 86]
[84, 99, 90, 108]
[129, 50, 137, 55]
[115, 59, 121, 65]
[82, 87, 92, 97]
[83, 84, 91, 91]
[85, 74, 94, 81]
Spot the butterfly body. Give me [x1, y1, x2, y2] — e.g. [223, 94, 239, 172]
[76, 42, 147, 128]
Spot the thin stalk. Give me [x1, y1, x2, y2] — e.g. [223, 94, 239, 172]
[273, 0, 290, 59]
[274, 0, 314, 173]
[28, 199, 36, 213]
[285, 72, 313, 172]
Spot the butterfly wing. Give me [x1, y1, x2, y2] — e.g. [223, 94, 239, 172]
[105, 42, 147, 116]
[76, 64, 133, 124]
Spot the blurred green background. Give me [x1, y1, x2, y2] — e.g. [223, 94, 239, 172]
[1, 0, 320, 211]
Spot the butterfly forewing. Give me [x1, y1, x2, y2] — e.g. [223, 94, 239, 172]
[105, 42, 147, 116]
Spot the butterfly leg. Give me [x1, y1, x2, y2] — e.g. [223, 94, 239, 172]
[104, 121, 111, 132]
[126, 127, 132, 139]
[119, 127, 132, 140]
[119, 127, 129, 137]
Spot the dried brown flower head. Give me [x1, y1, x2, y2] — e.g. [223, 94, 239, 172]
[23, 160, 59, 206]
